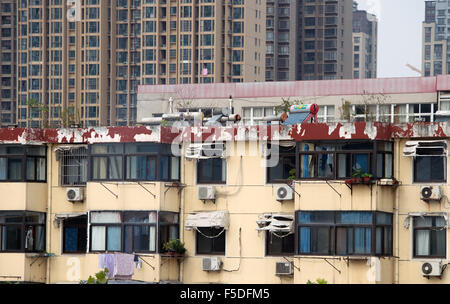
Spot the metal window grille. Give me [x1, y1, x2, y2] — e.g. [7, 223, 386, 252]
[57, 146, 88, 186]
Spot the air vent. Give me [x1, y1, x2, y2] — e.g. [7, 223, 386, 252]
[202, 257, 222, 271]
[66, 188, 84, 202]
[276, 185, 294, 201]
[275, 261, 293, 276]
[421, 186, 442, 201]
[198, 186, 216, 201]
[421, 261, 442, 277]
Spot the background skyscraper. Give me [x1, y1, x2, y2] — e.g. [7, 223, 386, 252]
[352, 1, 377, 79]
[265, 0, 354, 82]
[422, 0, 450, 76]
[7, 0, 266, 128]
[0, 1, 16, 127]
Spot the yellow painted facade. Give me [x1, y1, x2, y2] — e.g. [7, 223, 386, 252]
[0, 137, 449, 284]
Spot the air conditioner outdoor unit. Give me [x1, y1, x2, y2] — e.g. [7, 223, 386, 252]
[66, 187, 84, 202]
[421, 261, 442, 277]
[421, 186, 442, 201]
[198, 186, 216, 200]
[276, 185, 294, 201]
[202, 257, 222, 271]
[275, 261, 293, 276]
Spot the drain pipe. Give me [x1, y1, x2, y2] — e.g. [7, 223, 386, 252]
[45, 144, 53, 284]
[179, 145, 185, 283]
[394, 139, 400, 284]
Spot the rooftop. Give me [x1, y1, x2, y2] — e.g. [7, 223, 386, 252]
[137, 75, 450, 100]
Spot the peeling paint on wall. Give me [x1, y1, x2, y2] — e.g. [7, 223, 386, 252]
[339, 123, 356, 139]
[0, 122, 449, 145]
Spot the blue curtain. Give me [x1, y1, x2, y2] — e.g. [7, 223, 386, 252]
[355, 154, 369, 173]
[299, 227, 311, 253]
[340, 212, 372, 224]
[64, 227, 78, 252]
[303, 145, 309, 177]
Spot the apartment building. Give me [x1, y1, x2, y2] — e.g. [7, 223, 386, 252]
[8, 0, 265, 128]
[298, 0, 353, 80]
[264, 0, 299, 81]
[422, 0, 450, 76]
[265, 0, 354, 82]
[0, 1, 16, 127]
[352, 2, 377, 79]
[0, 76, 450, 284]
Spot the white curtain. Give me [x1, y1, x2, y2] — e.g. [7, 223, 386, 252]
[148, 212, 157, 224]
[440, 100, 450, 111]
[149, 226, 156, 252]
[91, 212, 121, 224]
[91, 226, 106, 251]
[416, 230, 430, 256]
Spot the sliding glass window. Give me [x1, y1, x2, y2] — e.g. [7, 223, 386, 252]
[89, 143, 180, 182]
[0, 211, 46, 252]
[297, 211, 393, 256]
[0, 145, 46, 182]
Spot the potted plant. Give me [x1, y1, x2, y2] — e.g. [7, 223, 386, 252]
[163, 239, 186, 257]
[351, 168, 364, 183]
[287, 169, 296, 185]
[362, 173, 373, 183]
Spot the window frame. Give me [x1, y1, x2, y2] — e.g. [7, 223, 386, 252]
[296, 211, 393, 257]
[195, 227, 226, 255]
[413, 156, 446, 183]
[266, 143, 296, 184]
[62, 215, 88, 254]
[58, 146, 88, 186]
[0, 145, 47, 183]
[265, 231, 295, 256]
[158, 211, 180, 253]
[196, 157, 227, 185]
[412, 216, 447, 259]
[266, 140, 393, 182]
[88, 210, 178, 254]
[88, 143, 181, 182]
[0, 211, 46, 253]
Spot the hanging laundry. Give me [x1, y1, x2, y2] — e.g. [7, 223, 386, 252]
[113, 253, 135, 280]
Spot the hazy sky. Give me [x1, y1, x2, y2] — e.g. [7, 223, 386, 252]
[356, 0, 425, 78]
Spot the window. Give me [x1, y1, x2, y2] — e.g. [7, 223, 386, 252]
[267, 144, 296, 183]
[58, 146, 88, 186]
[89, 211, 176, 253]
[413, 216, 446, 258]
[159, 212, 179, 252]
[266, 232, 294, 256]
[0, 211, 46, 252]
[123, 212, 157, 253]
[0, 145, 46, 182]
[294, 141, 393, 180]
[197, 158, 226, 184]
[89, 143, 180, 182]
[196, 227, 226, 255]
[297, 211, 393, 256]
[63, 215, 87, 253]
[411, 141, 446, 183]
